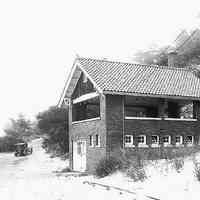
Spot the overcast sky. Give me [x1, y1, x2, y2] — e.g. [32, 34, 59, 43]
[0, 0, 200, 136]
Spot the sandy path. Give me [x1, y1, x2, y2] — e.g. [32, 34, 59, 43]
[0, 138, 138, 200]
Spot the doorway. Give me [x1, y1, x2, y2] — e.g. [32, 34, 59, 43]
[73, 140, 86, 172]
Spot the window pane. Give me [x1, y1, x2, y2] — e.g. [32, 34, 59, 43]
[77, 142, 82, 155]
[152, 135, 158, 143]
[125, 136, 132, 143]
[138, 136, 145, 143]
[163, 136, 169, 143]
[175, 136, 181, 143]
[96, 135, 99, 146]
[186, 136, 193, 143]
[89, 135, 93, 146]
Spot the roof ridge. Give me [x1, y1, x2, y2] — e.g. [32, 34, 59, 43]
[77, 56, 189, 72]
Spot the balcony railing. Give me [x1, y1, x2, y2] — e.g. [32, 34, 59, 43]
[125, 116, 197, 121]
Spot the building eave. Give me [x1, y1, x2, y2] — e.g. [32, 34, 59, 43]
[103, 90, 200, 101]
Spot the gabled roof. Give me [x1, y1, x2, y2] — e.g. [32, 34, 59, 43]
[58, 57, 200, 106]
[78, 57, 200, 98]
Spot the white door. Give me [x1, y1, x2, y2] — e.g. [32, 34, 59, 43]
[73, 140, 86, 172]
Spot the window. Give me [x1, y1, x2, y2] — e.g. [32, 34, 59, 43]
[151, 135, 159, 147]
[151, 135, 159, 144]
[89, 135, 94, 147]
[137, 135, 147, 147]
[138, 135, 145, 144]
[77, 142, 82, 155]
[125, 135, 134, 147]
[162, 135, 171, 146]
[95, 134, 100, 147]
[185, 135, 193, 145]
[175, 135, 183, 145]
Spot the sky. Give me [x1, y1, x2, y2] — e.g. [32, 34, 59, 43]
[0, 0, 200, 136]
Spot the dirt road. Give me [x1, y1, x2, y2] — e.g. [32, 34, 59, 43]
[0, 139, 68, 200]
[0, 138, 137, 200]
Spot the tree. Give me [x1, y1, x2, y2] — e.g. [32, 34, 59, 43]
[4, 114, 34, 141]
[0, 114, 34, 152]
[36, 106, 68, 154]
[133, 41, 200, 67]
[133, 47, 168, 66]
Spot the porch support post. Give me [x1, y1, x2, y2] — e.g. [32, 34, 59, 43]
[193, 101, 200, 120]
[158, 98, 167, 118]
[68, 99, 73, 170]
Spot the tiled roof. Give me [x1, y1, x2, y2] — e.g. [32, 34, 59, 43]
[77, 57, 200, 99]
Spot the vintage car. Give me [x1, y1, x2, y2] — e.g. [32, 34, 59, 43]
[14, 142, 33, 157]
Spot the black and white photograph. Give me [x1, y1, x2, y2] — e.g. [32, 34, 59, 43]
[1, 0, 200, 199]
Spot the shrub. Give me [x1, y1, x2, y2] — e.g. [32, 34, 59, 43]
[193, 160, 200, 181]
[126, 165, 147, 182]
[95, 156, 122, 178]
[110, 148, 146, 169]
[172, 158, 184, 172]
[148, 146, 200, 161]
[53, 166, 72, 174]
[37, 106, 69, 155]
[60, 167, 72, 173]
[60, 153, 69, 160]
[0, 136, 24, 152]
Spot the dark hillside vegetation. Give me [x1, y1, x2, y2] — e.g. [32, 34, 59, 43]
[0, 136, 24, 152]
[37, 106, 69, 156]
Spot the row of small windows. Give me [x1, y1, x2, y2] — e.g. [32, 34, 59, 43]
[125, 135, 194, 147]
[89, 135, 100, 147]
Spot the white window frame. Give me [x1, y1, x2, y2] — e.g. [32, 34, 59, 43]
[137, 135, 148, 147]
[124, 135, 134, 147]
[175, 135, 183, 146]
[185, 135, 194, 146]
[95, 134, 100, 147]
[163, 135, 171, 147]
[89, 135, 94, 147]
[151, 135, 160, 147]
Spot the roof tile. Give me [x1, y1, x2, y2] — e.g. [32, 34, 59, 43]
[77, 57, 200, 99]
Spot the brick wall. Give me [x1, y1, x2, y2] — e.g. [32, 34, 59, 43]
[69, 93, 200, 172]
[106, 95, 124, 153]
[69, 94, 106, 172]
[125, 119, 200, 146]
[105, 94, 200, 153]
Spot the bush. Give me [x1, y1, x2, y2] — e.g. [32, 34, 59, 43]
[0, 136, 24, 152]
[126, 165, 147, 182]
[172, 158, 184, 172]
[60, 167, 72, 173]
[37, 106, 69, 156]
[147, 146, 200, 161]
[193, 160, 200, 181]
[95, 156, 122, 178]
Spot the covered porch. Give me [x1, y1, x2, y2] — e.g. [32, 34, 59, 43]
[124, 96, 198, 121]
[123, 95, 200, 148]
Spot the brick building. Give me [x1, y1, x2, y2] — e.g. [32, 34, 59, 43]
[58, 56, 200, 172]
